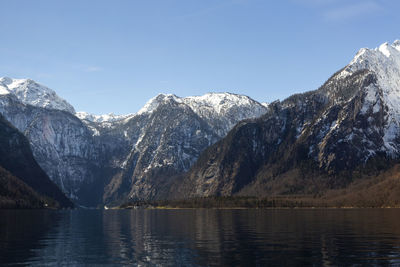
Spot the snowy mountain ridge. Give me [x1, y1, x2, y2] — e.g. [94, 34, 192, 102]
[0, 77, 268, 205]
[0, 76, 268, 131]
[137, 92, 265, 115]
[0, 77, 75, 113]
[75, 111, 135, 123]
[79, 92, 268, 137]
[337, 40, 400, 154]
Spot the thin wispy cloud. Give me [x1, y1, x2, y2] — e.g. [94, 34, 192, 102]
[72, 64, 104, 73]
[322, 1, 383, 22]
[35, 73, 53, 79]
[172, 0, 247, 23]
[294, 0, 384, 22]
[84, 66, 103, 72]
[294, 0, 341, 7]
[0, 64, 53, 80]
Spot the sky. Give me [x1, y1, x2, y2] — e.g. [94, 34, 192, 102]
[0, 0, 400, 115]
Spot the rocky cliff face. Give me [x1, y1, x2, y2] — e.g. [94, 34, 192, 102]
[0, 93, 105, 206]
[0, 114, 73, 208]
[0, 78, 267, 206]
[176, 40, 400, 198]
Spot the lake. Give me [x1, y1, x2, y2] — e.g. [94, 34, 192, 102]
[1, 209, 400, 266]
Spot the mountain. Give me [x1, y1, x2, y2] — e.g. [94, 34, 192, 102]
[7, 39, 399, 206]
[0, 91, 103, 206]
[0, 77, 75, 113]
[82, 93, 268, 204]
[174, 40, 400, 200]
[0, 114, 73, 208]
[0, 78, 267, 206]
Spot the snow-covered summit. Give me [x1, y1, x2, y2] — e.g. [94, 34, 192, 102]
[183, 92, 263, 114]
[137, 92, 266, 116]
[341, 40, 400, 152]
[346, 40, 400, 72]
[77, 92, 268, 138]
[133, 92, 267, 136]
[344, 40, 400, 107]
[76, 111, 134, 123]
[136, 93, 180, 115]
[0, 77, 75, 113]
[0, 76, 267, 130]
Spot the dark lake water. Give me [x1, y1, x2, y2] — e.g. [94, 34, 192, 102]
[1, 209, 400, 266]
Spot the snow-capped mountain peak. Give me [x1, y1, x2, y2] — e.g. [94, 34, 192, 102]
[183, 92, 262, 114]
[0, 77, 75, 113]
[341, 40, 400, 153]
[136, 92, 267, 117]
[378, 41, 400, 57]
[136, 93, 180, 115]
[346, 40, 400, 69]
[344, 40, 400, 94]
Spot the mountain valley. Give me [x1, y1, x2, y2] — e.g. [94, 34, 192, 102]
[2, 40, 400, 207]
[0, 78, 267, 206]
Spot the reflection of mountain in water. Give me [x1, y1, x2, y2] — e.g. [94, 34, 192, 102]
[0, 210, 62, 264]
[102, 210, 199, 265]
[2, 210, 400, 265]
[102, 209, 400, 266]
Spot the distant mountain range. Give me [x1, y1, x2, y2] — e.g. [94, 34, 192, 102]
[0, 78, 267, 206]
[1, 40, 400, 207]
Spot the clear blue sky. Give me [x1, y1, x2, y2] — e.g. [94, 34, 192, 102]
[1, 0, 399, 115]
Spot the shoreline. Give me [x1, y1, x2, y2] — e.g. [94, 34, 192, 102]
[118, 206, 400, 210]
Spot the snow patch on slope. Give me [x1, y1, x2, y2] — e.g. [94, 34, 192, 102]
[0, 84, 10, 95]
[76, 111, 134, 123]
[183, 92, 263, 115]
[360, 84, 381, 115]
[261, 102, 269, 108]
